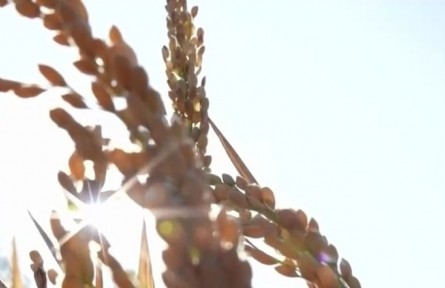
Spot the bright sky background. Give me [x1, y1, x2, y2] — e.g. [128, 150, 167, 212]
[0, 0, 444, 287]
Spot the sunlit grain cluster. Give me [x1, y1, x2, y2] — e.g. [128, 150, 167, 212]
[0, 0, 360, 287]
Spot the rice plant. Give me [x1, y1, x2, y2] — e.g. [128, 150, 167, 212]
[0, 0, 360, 287]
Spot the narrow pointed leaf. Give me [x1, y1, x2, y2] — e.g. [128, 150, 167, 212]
[11, 237, 23, 288]
[27, 210, 62, 269]
[209, 117, 258, 184]
[0, 277, 7, 288]
[138, 220, 155, 288]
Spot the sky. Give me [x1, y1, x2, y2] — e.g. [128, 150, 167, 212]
[0, 0, 445, 287]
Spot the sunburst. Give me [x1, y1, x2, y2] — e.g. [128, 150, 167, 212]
[51, 136, 194, 250]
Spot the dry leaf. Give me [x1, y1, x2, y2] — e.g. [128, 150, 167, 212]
[62, 93, 88, 109]
[209, 118, 258, 184]
[38, 64, 66, 86]
[13, 85, 45, 98]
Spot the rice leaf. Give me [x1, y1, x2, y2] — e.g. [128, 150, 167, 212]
[209, 117, 258, 184]
[27, 210, 62, 269]
[0, 277, 7, 288]
[10, 238, 22, 288]
[137, 220, 155, 288]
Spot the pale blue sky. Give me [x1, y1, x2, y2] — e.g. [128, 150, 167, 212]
[0, 1, 444, 287]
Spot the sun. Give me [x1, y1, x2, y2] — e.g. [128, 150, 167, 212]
[57, 189, 146, 245]
[52, 190, 164, 275]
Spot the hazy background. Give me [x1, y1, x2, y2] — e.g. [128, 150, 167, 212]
[1, 0, 444, 287]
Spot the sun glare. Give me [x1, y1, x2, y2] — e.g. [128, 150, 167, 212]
[59, 191, 145, 244]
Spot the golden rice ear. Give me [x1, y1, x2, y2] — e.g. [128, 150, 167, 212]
[0, 0, 364, 286]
